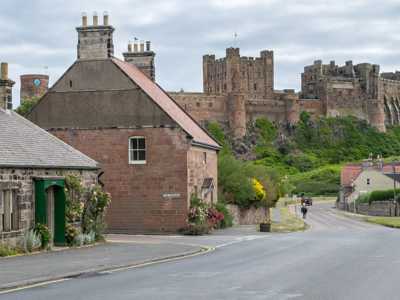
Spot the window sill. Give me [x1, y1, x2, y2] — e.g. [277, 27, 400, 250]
[129, 161, 147, 165]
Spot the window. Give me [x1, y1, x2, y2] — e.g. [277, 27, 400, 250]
[254, 83, 257, 91]
[367, 178, 370, 185]
[129, 137, 146, 164]
[0, 190, 18, 232]
[203, 152, 207, 164]
[69, 80, 73, 88]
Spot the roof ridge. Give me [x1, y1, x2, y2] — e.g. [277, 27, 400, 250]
[110, 57, 221, 150]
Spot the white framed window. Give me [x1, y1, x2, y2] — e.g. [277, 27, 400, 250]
[129, 136, 146, 164]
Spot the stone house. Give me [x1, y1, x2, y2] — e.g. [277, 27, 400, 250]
[338, 160, 400, 209]
[28, 14, 220, 234]
[0, 107, 99, 246]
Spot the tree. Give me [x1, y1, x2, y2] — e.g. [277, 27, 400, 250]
[14, 96, 40, 116]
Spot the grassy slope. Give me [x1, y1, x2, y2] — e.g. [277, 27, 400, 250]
[366, 217, 400, 228]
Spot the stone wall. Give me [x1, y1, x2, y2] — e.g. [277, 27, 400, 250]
[0, 168, 97, 245]
[227, 204, 269, 225]
[356, 201, 398, 217]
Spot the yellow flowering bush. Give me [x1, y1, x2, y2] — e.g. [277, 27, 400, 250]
[252, 178, 266, 201]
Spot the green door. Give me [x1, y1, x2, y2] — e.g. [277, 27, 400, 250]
[34, 178, 66, 246]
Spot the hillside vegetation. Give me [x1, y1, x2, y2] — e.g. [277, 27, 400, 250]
[208, 112, 400, 197]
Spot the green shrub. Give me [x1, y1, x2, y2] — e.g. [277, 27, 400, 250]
[65, 224, 80, 246]
[0, 243, 19, 257]
[255, 118, 277, 142]
[34, 223, 51, 250]
[289, 165, 341, 196]
[215, 202, 233, 228]
[369, 189, 400, 202]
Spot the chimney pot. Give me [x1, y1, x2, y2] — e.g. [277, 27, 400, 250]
[140, 42, 144, 52]
[93, 12, 98, 26]
[128, 43, 132, 53]
[103, 11, 109, 26]
[1, 63, 8, 80]
[146, 41, 151, 51]
[82, 12, 88, 27]
[133, 43, 138, 53]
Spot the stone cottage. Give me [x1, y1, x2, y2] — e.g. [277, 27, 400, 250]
[0, 106, 99, 246]
[28, 13, 220, 233]
[338, 159, 400, 210]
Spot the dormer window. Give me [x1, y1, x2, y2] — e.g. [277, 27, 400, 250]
[129, 137, 146, 164]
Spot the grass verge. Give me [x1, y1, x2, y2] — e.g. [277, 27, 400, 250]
[271, 207, 308, 233]
[366, 216, 400, 228]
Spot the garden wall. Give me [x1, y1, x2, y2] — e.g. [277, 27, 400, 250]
[357, 201, 398, 216]
[227, 204, 269, 225]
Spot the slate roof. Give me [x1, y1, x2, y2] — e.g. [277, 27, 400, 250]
[0, 109, 99, 169]
[112, 58, 220, 150]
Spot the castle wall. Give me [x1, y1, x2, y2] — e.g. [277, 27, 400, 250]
[298, 99, 323, 117]
[169, 92, 228, 126]
[379, 78, 400, 126]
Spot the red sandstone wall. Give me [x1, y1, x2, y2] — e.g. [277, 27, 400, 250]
[187, 147, 218, 204]
[51, 127, 191, 233]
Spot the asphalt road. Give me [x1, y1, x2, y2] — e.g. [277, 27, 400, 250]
[3, 202, 399, 300]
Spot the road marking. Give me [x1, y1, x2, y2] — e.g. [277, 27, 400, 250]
[0, 278, 70, 295]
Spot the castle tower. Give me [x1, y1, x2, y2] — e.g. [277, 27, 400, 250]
[76, 12, 114, 60]
[260, 50, 274, 98]
[123, 41, 156, 81]
[367, 99, 386, 132]
[226, 48, 246, 138]
[20, 74, 49, 102]
[0, 63, 15, 110]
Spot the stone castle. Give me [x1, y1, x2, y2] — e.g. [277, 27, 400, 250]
[126, 45, 400, 137]
[9, 18, 400, 137]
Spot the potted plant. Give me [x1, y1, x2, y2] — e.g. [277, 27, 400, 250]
[260, 218, 271, 232]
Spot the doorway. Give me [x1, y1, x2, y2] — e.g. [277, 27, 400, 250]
[34, 178, 66, 246]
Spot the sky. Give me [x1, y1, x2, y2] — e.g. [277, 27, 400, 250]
[1, 0, 400, 107]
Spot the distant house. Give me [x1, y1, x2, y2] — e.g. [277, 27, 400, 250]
[28, 14, 220, 233]
[338, 160, 400, 209]
[0, 106, 99, 246]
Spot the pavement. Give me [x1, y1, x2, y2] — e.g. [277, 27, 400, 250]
[0, 239, 203, 291]
[3, 202, 400, 299]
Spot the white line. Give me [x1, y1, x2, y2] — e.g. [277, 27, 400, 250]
[0, 278, 70, 295]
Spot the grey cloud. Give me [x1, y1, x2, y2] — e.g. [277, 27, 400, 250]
[1, 0, 400, 106]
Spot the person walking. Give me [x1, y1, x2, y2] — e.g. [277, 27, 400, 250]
[301, 204, 308, 219]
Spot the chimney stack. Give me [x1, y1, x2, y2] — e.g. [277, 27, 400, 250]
[77, 12, 115, 60]
[103, 11, 109, 26]
[122, 39, 156, 81]
[1, 63, 8, 80]
[93, 12, 98, 26]
[82, 12, 88, 27]
[0, 62, 15, 110]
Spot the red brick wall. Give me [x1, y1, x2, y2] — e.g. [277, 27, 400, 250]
[51, 127, 191, 233]
[187, 147, 218, 205]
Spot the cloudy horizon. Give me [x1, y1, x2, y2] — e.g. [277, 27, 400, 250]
[1, 0, 400, 107]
